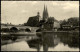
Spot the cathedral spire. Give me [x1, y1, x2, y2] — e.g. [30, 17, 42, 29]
[43, 4, 46, 12]
[43, 5, 49, 21]
[43, 4, 46, 20]
[46, 5, 48, 17]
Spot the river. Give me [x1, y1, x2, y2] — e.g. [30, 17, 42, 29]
[1, 40, 79, 51]
[1, 31, 79, 51]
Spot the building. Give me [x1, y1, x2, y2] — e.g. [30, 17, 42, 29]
[43, 5, 49, 21]
[26, 5, 60, 30]
[61, 25, 73, 31]
[26, 12, 41, 27]
[61, 25, 79, 31]
[42, 5, 60, 30]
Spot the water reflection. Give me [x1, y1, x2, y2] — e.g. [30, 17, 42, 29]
[58, 31, 79, 48]
[28, 31, 79, 51]
[1, 31, 79, 51]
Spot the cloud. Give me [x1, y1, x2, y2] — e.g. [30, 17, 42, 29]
[1, 1, 79, 25]
[10, 1, 17, 4]
[21, 10, 28, 13]
[63, 2, 79, 10]
[32, 1, 37, 5]
[52, 2, 58, 6]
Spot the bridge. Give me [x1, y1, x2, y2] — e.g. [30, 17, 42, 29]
[1, 24, 39, 32]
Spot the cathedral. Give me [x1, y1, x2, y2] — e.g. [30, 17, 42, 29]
[26, 5, 60, 30]
[43, 5, 49, 21]
[41, 5, 60, 30]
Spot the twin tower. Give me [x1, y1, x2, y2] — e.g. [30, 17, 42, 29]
[43, 5, 49, 21]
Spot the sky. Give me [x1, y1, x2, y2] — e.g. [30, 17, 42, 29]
[1, 1, 79, 25]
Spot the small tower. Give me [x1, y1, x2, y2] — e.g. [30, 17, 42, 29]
[37, 12, 40, 17]
[37, 12, 41, 21]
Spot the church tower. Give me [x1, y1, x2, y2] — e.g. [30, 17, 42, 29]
[37, 12, 41, 21]
[43, 5, 49, 21]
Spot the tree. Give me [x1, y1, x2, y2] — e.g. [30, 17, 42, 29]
[60, 17, 79, 26]
[60, 20, 67, 28]
[39, 20, 45, 27]
[67, 17, 79, 26]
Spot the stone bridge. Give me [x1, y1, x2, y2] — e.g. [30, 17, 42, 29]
[1, 25, 39, 32]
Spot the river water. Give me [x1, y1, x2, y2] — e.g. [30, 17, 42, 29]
[1, 31, 79, 51]
[1, 40, 79, 51]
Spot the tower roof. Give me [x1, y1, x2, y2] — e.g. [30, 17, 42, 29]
[43, 4, 46, 12]
[46, 5, 48, 17]
[43, 5, 49, 20]
[37, 12, 40, 17]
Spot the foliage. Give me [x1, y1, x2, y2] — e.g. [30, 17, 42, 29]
[60, 17, 79, 26]
[67, 17, 79, 26]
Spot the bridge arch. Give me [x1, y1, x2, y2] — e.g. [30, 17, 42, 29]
[25, 28, 31, 32]
[10, 27, 18, 32]
[36, 29, 42, 32]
